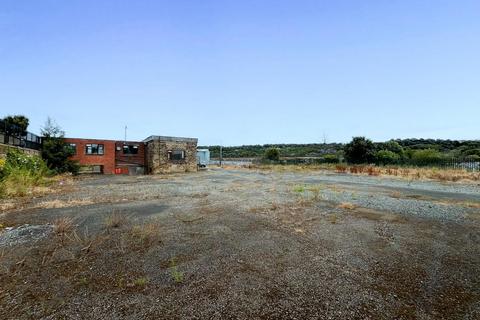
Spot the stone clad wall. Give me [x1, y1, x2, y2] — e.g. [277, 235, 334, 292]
[0, 143, 41, 158]
[146, 139, 197, 174]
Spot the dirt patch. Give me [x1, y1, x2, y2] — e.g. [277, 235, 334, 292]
[0, 169, 479, 319]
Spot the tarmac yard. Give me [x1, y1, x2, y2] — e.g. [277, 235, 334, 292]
[0, 168, 479, 319]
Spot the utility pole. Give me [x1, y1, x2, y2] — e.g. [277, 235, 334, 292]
[322, 132, 328, 145]
[124, 125, 127, 143]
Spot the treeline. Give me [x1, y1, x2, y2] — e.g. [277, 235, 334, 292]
[200, 138, 480, 163]
[199, 143, 344, 159]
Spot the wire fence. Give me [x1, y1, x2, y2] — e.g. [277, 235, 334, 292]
[212, 157, 480, 172]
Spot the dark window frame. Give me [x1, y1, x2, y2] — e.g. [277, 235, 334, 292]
[85, 143, 104, 155]
[122, 144, 139, 155]
[68, 143, 77, 155]
[168, 150, 186, 161]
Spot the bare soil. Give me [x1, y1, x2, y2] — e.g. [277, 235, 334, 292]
[0, 168, 479, 319]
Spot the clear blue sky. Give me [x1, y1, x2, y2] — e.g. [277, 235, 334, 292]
[1, 0, 479, 146]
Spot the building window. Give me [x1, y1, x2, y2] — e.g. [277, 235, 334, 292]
[67, 143, 77, 155]
[85, 143, 104, 155]
[123, 145, 139, 154]
[168, 150, 185, 161]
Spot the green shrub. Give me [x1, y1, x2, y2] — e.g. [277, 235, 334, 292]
[344, 137, 376, 164]
[375, 150, 400, 165]
[264, 148, 280, 161]
[0, 150, 49, 198]
[410, 149, 443, 166]
[0, 167, 43, 197]
[2, 149, 48, 177]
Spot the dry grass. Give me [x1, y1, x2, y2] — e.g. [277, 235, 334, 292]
[53, 216, 74, 235]
[247, 163, 336, 173]
[130, 221, 161, 247]
[0, 201, 18, 212]
[390, 191, 402, 199]
[247, 162, 480, 183]
[327, 214, 338, 224]
[341, 165, 480, 182]
[337, 202, 356, 210]
[104, 212, 128, 229]
[36, 199, 94, 209]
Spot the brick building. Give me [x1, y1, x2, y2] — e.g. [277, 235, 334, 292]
[65, 135, 197, 175]
[143, 136, 198, 174]
[65, 138, 117, 174]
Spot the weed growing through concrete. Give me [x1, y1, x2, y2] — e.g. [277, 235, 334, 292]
[170, 257, 184, 284]
[133, 277, 149, 287]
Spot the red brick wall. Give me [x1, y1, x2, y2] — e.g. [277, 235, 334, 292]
[65, 138, 116, 174]
[115, 141, 146, 169]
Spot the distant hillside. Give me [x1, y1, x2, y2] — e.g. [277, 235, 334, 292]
[199, 139, 480, 159]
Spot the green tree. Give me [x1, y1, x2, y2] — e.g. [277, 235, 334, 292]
[264, 148, 280, 161]
[382, 140, 404, 155]
[40, 117, 79, 174]
[344, 137, 376, 164]
[2, 115, 29, 136]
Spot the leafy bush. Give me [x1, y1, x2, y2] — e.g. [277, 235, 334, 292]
[1, 168, 43, 197]
[344, 137, 376, 164]
[2, 149, 48, 177]
[264, 148, 280, 161]
[375, 150, 400, 165]
[409, 149, 443, 166]
[0, 150, 49, 198]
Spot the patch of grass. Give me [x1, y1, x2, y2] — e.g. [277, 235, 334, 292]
[130, 221, 161, 247]
[292, 185, 306, 193]
[307, 185, 323, 200]
[170, 258, 184, 284]
[0, 168, 46, 198]
[77, 276, 89, 286]
[133, 277, 149, 287]
[36, 199, 94, 209]
[104, 212, 128, 229]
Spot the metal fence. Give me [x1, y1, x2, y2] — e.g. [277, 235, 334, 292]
[211, 156, 480, 172]
[434, 158, 480, 172]
[0, 119, 42, 150]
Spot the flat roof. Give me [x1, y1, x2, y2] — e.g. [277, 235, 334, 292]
[65, 137, 143, 144]
[142, 135, 198, 143]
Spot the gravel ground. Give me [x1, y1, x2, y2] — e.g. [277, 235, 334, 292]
[0, 168, 479, 319]
[0, 224, 52, 247]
